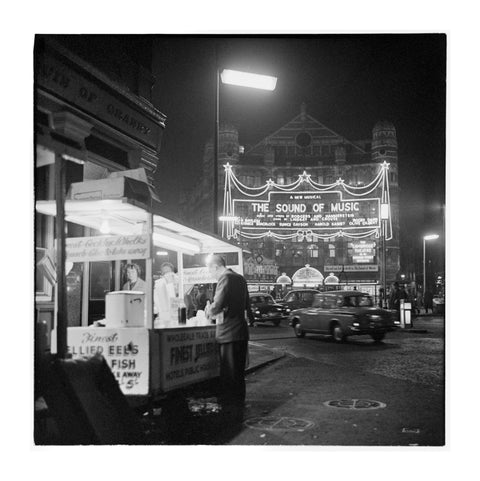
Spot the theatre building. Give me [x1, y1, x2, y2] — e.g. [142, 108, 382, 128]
[34, 37, 166, 331]
[183, 103, 400, 286]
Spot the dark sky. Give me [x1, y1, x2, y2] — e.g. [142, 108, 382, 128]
[150, 34, 446, 271]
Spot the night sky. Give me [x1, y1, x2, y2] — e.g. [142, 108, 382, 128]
[150, 34, 446, 273]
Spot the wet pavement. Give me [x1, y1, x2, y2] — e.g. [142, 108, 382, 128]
[141, 316, 445, 445]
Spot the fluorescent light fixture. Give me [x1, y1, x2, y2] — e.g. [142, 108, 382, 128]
[380, 203, 389, 220]
[156, 251, 169, 256]
[221, 69, 277, 91]
[219, 216, 239, 222]
[100, 218, 111, 234]
[424, 234, 439, 241]
[153, 232, 201, 254]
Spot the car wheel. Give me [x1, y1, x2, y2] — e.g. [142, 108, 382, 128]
[293, 320, 305, 338]
[273, 319, 281, 327]
[371, 332, 385, 342]
[331, 323, 346, 343]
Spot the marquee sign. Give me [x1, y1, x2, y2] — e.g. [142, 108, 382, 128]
[234, 191, 380, 232]
[221, 162, 392, 241]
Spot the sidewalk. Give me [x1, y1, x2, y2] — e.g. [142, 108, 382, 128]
[145, 339, 444, 446]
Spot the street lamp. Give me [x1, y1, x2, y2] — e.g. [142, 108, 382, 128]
[213, 68, 277, 234]
[423, 234, 439, 292]
[380, 202, 389, 307]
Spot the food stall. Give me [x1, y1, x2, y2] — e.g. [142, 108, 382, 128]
[36, 171, 244, 401]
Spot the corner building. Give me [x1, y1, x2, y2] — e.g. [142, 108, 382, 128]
[34, 37, 166, 330]
[184, 104, 400, 285]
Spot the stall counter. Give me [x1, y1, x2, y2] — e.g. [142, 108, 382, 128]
[52, 325, 219, 396]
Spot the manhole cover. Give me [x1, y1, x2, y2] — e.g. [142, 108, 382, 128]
[323, 399, 386, 410]
[244, 416, 314, 432]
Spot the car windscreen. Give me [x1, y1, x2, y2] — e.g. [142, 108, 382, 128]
[344, 295, 373, 307]
[251, 296, 274, 305]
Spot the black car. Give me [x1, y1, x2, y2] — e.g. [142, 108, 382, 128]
[289, 291, 399, 342]
[249, 294, 289, 326]
[278, 289, 320, 312]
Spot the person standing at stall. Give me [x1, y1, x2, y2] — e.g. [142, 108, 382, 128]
[123, 263, 146, 292]
[205, 254, 254, 419]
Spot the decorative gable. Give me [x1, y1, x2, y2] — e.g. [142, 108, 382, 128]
[244, 103, 366, 165]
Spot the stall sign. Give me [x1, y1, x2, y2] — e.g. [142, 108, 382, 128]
[183, 265, 241, 285]
[52, 327, 150, 395]
[327, 264, 379, 272]
[65, 234, 150, 262]
[233, 191, 380, 232]
[159, 327, 219, 391]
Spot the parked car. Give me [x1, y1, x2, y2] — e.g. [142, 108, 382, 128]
[278, 289, 320, 312]
[249, 294, 289, 327]
[289, 291, 399, 342]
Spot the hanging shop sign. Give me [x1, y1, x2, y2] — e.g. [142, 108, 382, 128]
[234, 191, 380, 232]
[243, 256, 279, 283]
[65, 234, 151, 263]
[52, 327, 150, 395]
[158, 327, 219, 391]
[327, 264, 379, 272]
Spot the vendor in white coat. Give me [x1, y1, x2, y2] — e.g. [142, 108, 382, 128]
[153, 262, 179, 325]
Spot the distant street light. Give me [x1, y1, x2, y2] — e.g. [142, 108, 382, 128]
[213, 67, 277, 234]
[423, 234, 439, 291]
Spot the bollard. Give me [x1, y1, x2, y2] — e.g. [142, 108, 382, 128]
[400, 300, 413, 329]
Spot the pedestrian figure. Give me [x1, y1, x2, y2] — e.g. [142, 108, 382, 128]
[205, 255, 254, 420]
[389, 282, 401, 310]
[424, 289, 434, 314]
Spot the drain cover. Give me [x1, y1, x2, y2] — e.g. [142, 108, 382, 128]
[244, 416, 314, 432]
[323, 399, 386, 410]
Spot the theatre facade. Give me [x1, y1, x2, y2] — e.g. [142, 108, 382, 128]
[183, 103, 400, 287]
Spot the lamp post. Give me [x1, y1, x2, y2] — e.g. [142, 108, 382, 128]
[213, 68, 277, 234]
[423, 234, 439, 292]
[380, 202, 389, 307]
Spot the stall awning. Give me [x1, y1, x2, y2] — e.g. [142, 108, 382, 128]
[36, 198, 242, 256]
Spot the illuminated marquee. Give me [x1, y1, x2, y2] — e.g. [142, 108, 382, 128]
[221, 161, 393, 241]
[234, 191, 380, 231]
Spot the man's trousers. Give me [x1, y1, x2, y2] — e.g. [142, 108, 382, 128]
[218, 340, 248, 406]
